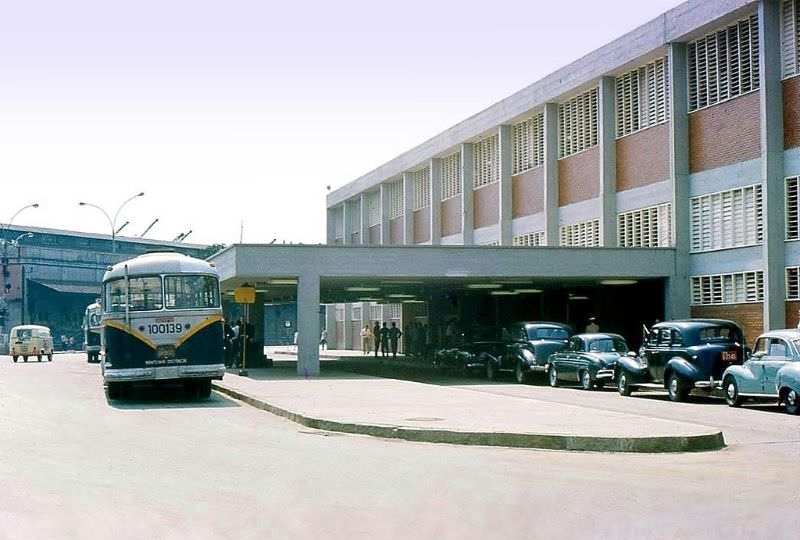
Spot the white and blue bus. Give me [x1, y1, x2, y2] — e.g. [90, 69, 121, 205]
[101, 251, 225, 399]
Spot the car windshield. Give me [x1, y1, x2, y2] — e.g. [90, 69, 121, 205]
[16, 329, 32, 339]
[587, 338, 628, 353]
[164, 275, 220, 309]
[696, 325, 737, 343]
[527, 326, 569, 340]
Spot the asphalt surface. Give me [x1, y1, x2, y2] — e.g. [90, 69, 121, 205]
[1, 353, 799, 539]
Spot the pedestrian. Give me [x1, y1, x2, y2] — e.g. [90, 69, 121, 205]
[231, 321, 240, 367]
[417, 324, 427, 359]
[586, 317, 599, 333]
[407, 322, 418, 357]
[389, 322, 402, 360]
[319, 328, 328, 350]
[380, 322, 390, 357]
[360, 325, 372, 355]
[293, 331, 299, 352]
[373, 321, 381, 357]
[223, 320, 235, 367]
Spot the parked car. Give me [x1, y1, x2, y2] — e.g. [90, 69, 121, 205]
[9, 325, 54, 362]
[616, 319, 746, 402]
[721, 329, 800, 415]
[547, 333, 630, 390]
[433, 326, 507, 374]
[490, 321, 573, 383]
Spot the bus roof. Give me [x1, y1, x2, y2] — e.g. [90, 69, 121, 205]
[103, 252, 218, 282]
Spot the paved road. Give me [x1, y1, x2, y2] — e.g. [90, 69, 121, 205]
[1, 354, 798, 540]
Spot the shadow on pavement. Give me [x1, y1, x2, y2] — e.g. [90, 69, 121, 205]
[106, 384, 242, 410]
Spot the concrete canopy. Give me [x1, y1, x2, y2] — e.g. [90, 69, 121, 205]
[209, 244, 679, 376]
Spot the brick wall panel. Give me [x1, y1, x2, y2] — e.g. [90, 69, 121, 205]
[441, 197, 462, 238]
[512, 167, 544, 218]
[558, 146, 599, 206]
[785, 301, 800, 330]
[389, 216, 404, 245]
[785, 77, 800, 150]
[689, 91, 761, 173]
[690, 303, 763, 347]
[413, 207, 431, 244]
[616, 123, 670, 192]
[473, 183, 499, 229]
[369, 225, 381, 245]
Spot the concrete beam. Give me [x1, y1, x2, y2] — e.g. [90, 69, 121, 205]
[430, 158, 442, 245]
[599, 77, 617, 247]
[461, 143, 475, 245]
[498, 125, 513, 246]
[543, 103, 559, 246]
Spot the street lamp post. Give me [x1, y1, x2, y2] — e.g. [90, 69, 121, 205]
[1, 203, 39, 338]
[79, 192, 144, 255]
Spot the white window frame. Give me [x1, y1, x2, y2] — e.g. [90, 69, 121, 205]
[690, 184, 763, 253]
[617, 203, 673, 248]
[387, 178, 403, 219]
[512, 113, 544, 174]
[559, 219, 600, 247]
[412, 167, 431, 210]
[786, 266, 800, 300]
[513, 231, 546, 247]
[615, 57, 670, 138]
[787, 176, 800, 240]
[691, 271, 764, 305]
[783, 0, 799, 79]
[559, 88, 599, 158]
[688, 14, 760, 112]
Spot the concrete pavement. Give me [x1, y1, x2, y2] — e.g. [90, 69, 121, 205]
[213, 349, 725, 453]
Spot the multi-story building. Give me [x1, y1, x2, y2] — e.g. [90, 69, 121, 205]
[326, 0, 800, 348]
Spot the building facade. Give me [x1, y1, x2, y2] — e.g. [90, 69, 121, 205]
[326, 0, 800, 346]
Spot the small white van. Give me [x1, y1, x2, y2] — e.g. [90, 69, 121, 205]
[9, 325, 54, 362]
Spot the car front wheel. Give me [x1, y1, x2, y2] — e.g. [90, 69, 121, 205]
[514, 362, 528, 384]
[617, 370, 632, 396]
[667, 373, 689, 402]
[580, 370, 593, 391]
[786, 389, 800, 415]
[724, 377, 743, 407]
[547, 365, 560, 387]
[486, 360, 497, 381]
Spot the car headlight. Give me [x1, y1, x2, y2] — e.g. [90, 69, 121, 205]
[639, 356, 648, 368]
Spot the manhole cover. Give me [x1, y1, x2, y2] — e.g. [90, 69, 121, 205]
[405, 417, 445, 422]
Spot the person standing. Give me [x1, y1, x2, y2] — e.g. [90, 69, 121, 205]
[319, 328, 328, 350]
[585, 317, 599, 333]
[360, 325, 372, 355]
[379, 322, 390, 357]
[389, 322, 402, 360]
[373, 321, 381, 357]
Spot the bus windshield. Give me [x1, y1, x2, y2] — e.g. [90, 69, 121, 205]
[105, 276, 164, 312]
[164, 275, 220, 309]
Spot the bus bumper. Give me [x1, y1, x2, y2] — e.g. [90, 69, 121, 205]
[103, 364, 226, 383]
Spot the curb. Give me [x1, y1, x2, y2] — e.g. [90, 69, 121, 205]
[212, 382, 726, 453]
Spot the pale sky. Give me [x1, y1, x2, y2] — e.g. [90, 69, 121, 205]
[0, 0, 685, 247]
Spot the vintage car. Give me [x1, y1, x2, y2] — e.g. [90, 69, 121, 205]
[721, 329, 800, 415]
[9, 324, 54, 362]
[433, 326, 507, 375]
[547, 333, 630, 390]
[616, 319, 746, 402]
[489, 321, 573, 383]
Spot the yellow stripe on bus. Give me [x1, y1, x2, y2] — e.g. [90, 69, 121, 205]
[175, 315, 223, 349]
[102, 320, 158, 350]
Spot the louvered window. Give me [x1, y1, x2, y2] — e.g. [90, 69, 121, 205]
[513, 231, 546, 246]
[347, 200, 361, 234]
[387, 304, 401, 319]
[369, 304, 381, 321]
[441, 152, 462, 200]
[787, 267, 800, 300]
[691, 271, 764, 305]
[690, 185, 763, 252]
[366, 191, 380, 227]
[559, 219, 600, 247]
[688, 14, 760, 112]
[352, 306, 362, 321]
[387, 178, 403, 219]
[617, 203, 672, 248]
[616, 58, 669, 138]
[474, 135, 499, 188]
[512, 114, 544, 174]
[335, 306, 345, 322]
[412, 168, 431, 210]
[787, 176, 800, 240]
[559, 88, 599, 158]
[783, 0, 800, 78]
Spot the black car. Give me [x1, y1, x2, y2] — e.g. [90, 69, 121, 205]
[433, 327, 507, 374]
[615, 318, 747, 402]
[489, 321, 573, 383]
[547, 333, 630, 390]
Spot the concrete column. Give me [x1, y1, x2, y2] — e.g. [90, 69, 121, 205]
[461, 143, 475, 245]
[599, 77, 617, 247]
[760, 0, 786, 330]
[543, 103, 560, 246]
[297, 273, 320, 376]
[250, 293, 266, 354]
[325, 304, 337, 348]
[326, 207, 336, 245]
[666, 42, 691, 320]
[360, 193, 369, 245]
[430, 158, 442, 245]
[342, 200, 352, 246]
[498, 124, 513, 245]
[343, 303, 353, 349]
[403, 172, 414, 245]
[380, 183, 390, 245]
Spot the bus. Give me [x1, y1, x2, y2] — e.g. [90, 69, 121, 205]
[83, 300, 103, 363]
[101, 251, 225, 400]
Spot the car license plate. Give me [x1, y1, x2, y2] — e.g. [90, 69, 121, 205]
[722, 350, 737, 362]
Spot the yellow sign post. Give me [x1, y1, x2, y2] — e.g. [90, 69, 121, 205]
[234, 284, 255, 375]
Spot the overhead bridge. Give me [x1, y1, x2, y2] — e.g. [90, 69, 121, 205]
[209, 244, 684, 376]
